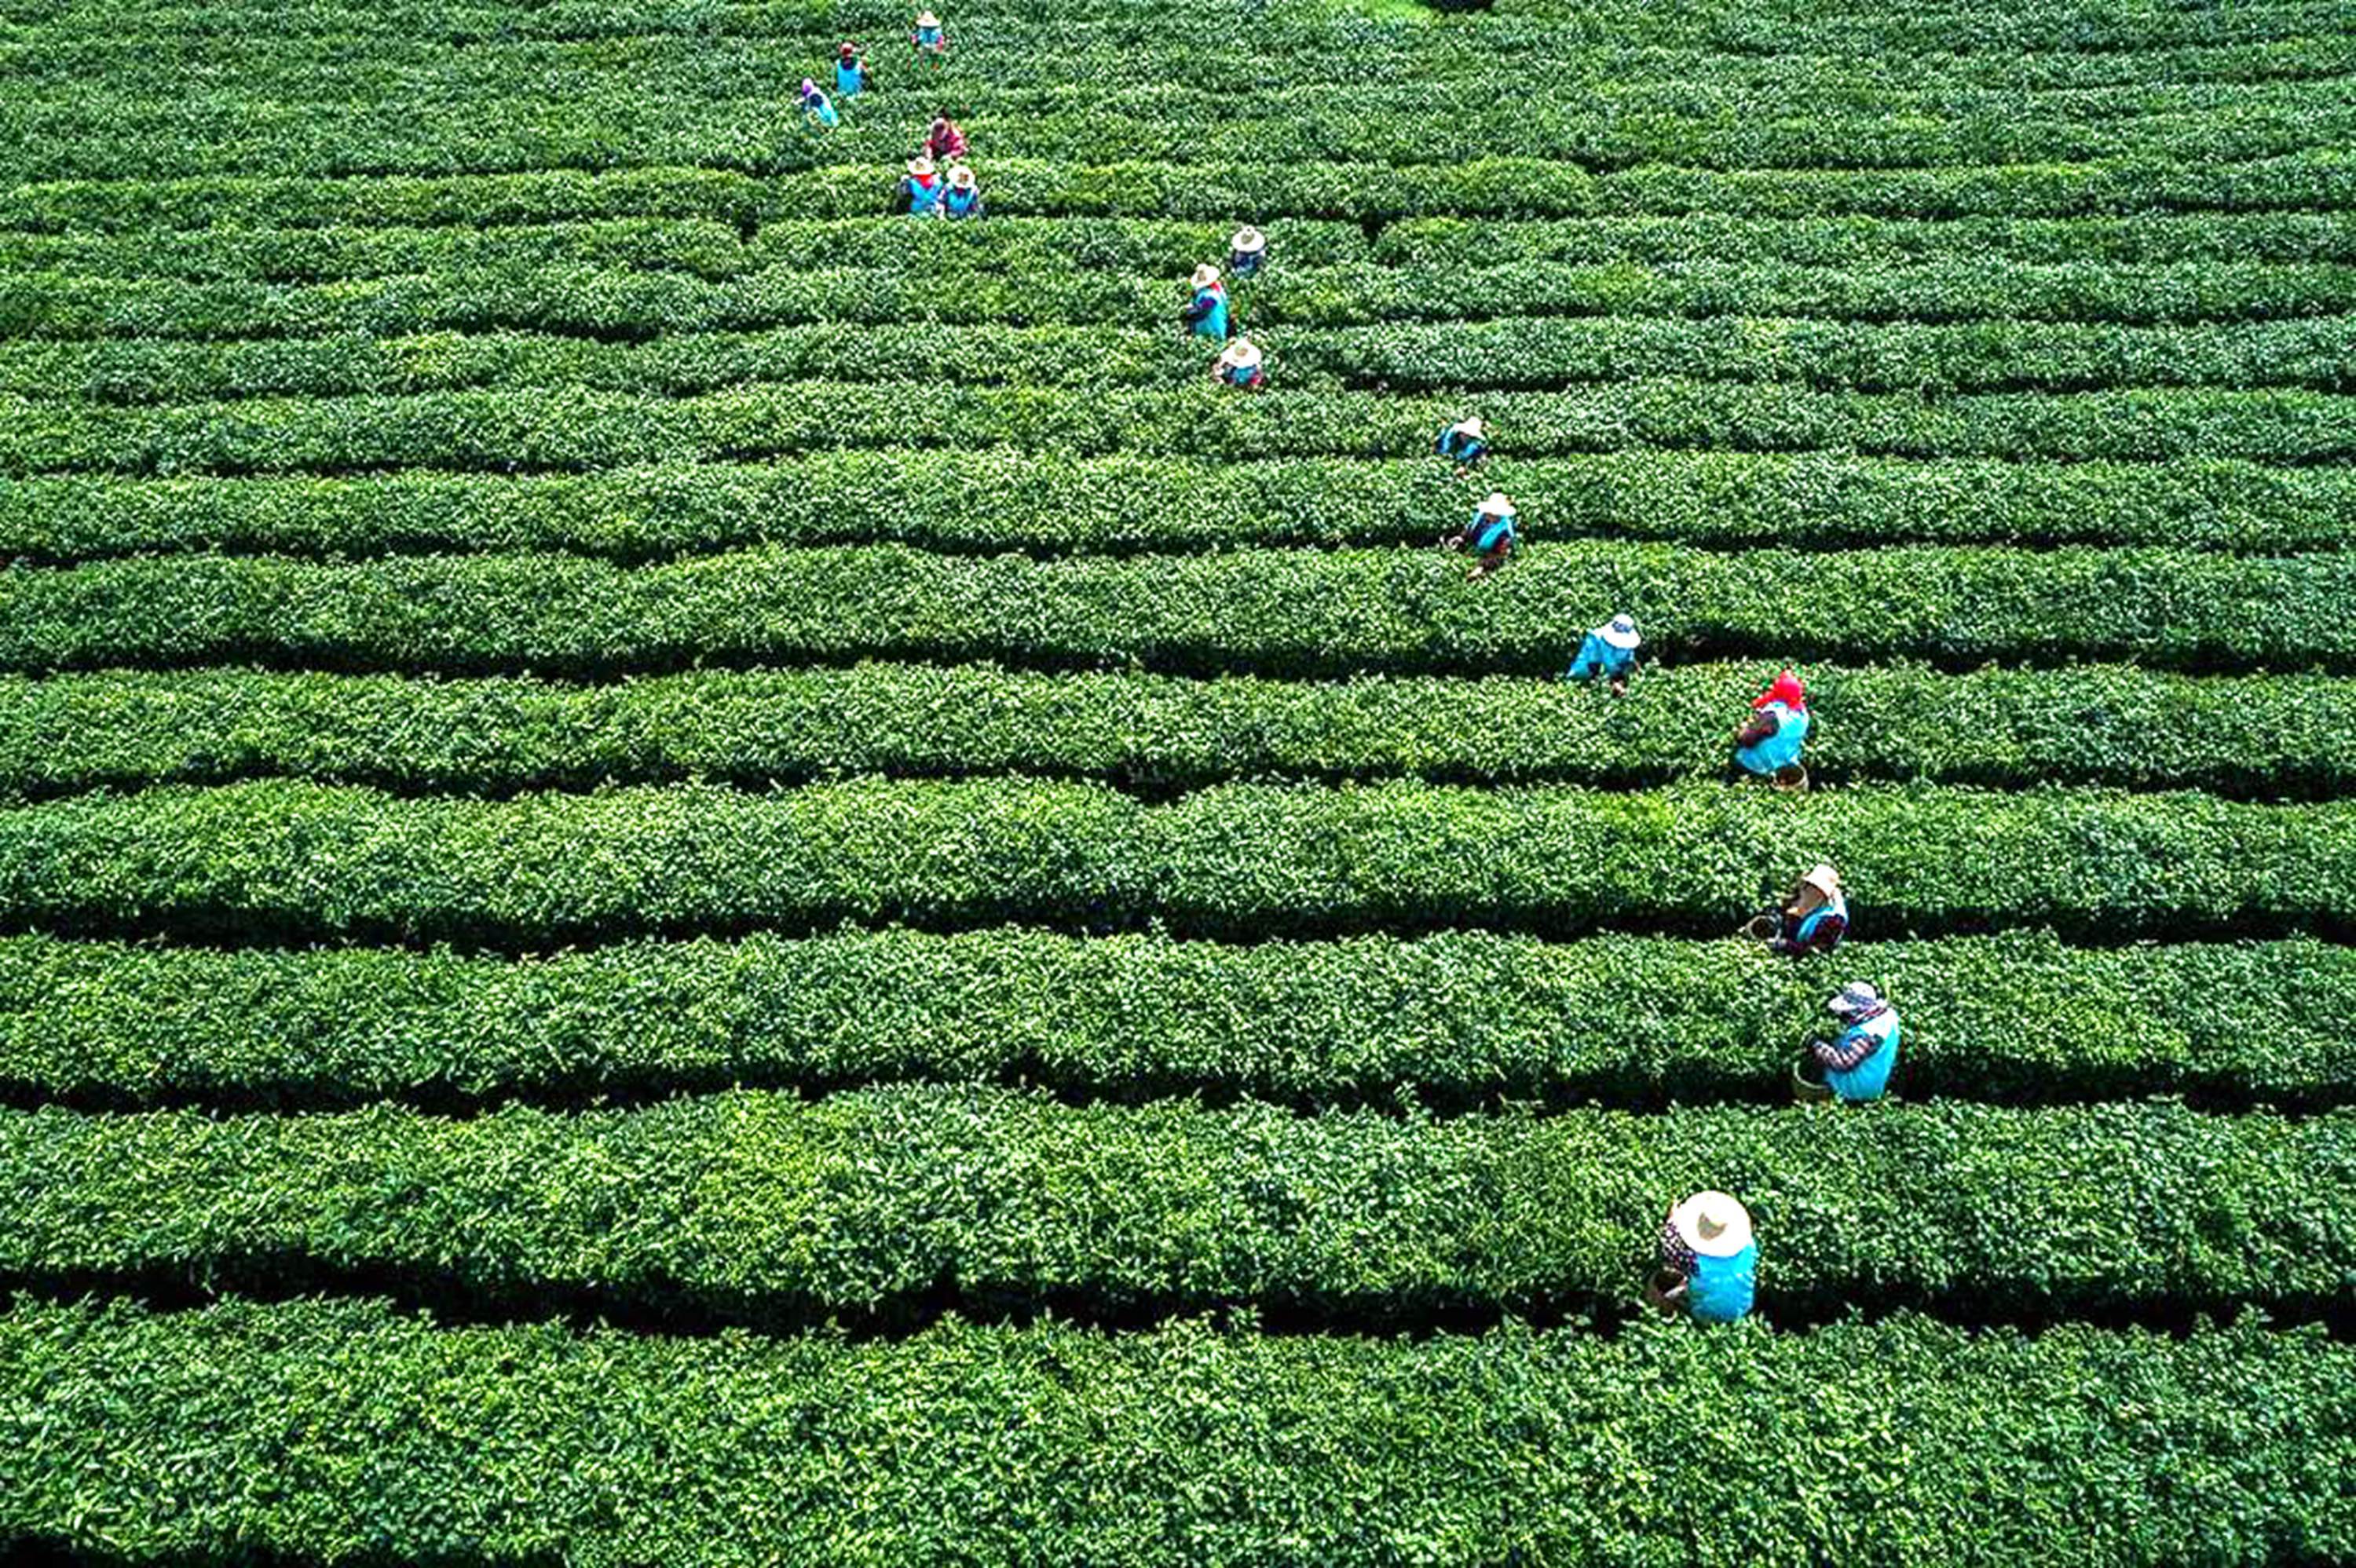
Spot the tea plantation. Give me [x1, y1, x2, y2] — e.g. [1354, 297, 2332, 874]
[1, 0, 2352, 1559]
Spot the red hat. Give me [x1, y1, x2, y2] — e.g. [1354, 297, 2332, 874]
[1754, 669, 1807, 711]
[840, 39, 857, 55]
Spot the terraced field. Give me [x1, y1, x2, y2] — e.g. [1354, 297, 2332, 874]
[1, 0, 2352, 1560]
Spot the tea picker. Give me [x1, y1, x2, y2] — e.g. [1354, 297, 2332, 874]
[896, 155, 945, 216]
[1215, 338, 1266, 389]
[1741, 862, 1848, 956]
[1561, 612, 1641, 695]
[1647, 1192, 1756, 1323]
[943, 164, 984, 219]
[1733, 667, 1810, 789]
[1446, 492, 1518, 579]
[797, 79, 840, 131]
[1181, 264, 1231, 340]
[913, 9, 949, 65]
[1227, 225, 1268, 279]
[1793, 981, 1901, 1103]
[926, 115, 968, 163]
[835, 41, 868, 98]
[1433, 414, 1488, 474]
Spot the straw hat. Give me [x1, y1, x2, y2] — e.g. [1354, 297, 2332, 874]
[916, 11, 939, 25]
[1478, 492, 1513, 516]
[1220, 338, 1262, 370]
[949, 165, 976, 189]
[1671, 1192, 1753, 1259]
[1231, 225, 1265, 252]
[1454, 415, 1485, 438]
[1191, 263, 1221, 289]
[1598, 613, 1640, 650]
[1827, 981, 1881, 1018]
[1801, 863, 1841, 897]
[906, 155, 935, 177]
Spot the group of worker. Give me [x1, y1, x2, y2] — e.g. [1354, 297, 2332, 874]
[1180, 228, 1272, 389]
[792, 16, 986, 219]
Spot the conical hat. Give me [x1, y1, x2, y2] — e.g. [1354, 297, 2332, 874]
[1671, 1192, 1753, 1258]
[1220, 338, 1262, 369]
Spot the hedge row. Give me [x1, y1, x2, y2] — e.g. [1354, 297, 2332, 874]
[4, 1299, 2345, 1568]
[9, 148, 2348, 234]
[20, 90, 2350, 181]
[6, 453, 2345, 558]
[8, 383, 2353, 477]
[11, 315, 2351, 408]
[11, 211, 2356, 291]
[0, 777, 2341, 944]
[2, 544, 2351, 678]
[4, 1090, 2348, 1325]
[4, 927, 2348, 1109]
[13, 257, 2356, 343]
[3, 662, 2351, 799]
[1370, 210, 2356, 267]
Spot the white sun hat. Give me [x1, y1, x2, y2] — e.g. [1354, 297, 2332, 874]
[1671, 1191, 1753, 1259]
[1231, 225, 1265, 252]
[949, 165, 976, 188]
[1455, 415, 1485, 437]
[1478, 492, 1513, 516]
[1801, 863, 1842, 897]
[1220, 338, 1262, 369]
[906, 155, 935, 177]
[1828, 980, 1881, 1018]
[916, 10, 939, 25]
[1598, 613, 1640, 650]
[1191, 263, 1221, 289]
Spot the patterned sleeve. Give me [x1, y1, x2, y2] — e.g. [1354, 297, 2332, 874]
[1659, 1216, 1698, 1277]
[1802, 912, 1846, 954]
[1815, 1023, 1876, 1072]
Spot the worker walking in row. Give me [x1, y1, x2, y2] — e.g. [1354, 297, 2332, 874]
[1446, 492, 1517, 579]
[1561, 613, 1641, 695]
[1182, 264, 1230, 341]
[1734, 668, 1810, 784]
[1435, 414, 1488, 474]
[797, 79, 840, 131]
[835, 41, 868, 97]
[1649, 1191, 1756, 1324]
[1216, 338, 1265, 389]
[1796, 981, 1901, 1103]
[913, 9, 949, 64]
[1228, 226, 1267, 279]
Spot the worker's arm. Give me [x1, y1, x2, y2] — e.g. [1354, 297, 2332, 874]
[1795, 912, 1846, 954]
[1734, 710, 1780, 747]
[1812, 1023, 1877, 1072]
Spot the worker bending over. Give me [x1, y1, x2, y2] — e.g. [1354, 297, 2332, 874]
[1434, 415, 1487, 473]
[897, 155, 945, 216]
[927, 115, 968, 163]
[1447, 492, 1517, 579]
[1182, 264, 1230, 340]
[1734, 668, 1809, 781]
[1649, 1191, 1756, 1324]
[943, 165, 983, 218]
[1228, 226, 1268, 279]
[797, 79, 840, 130]
[1561, 613, 1641, 694]
[1215, 338, 1265, 389]
[835, 42, 867, 97]
[1770, 863, 1847, 956]
[1797, 981, 1900, 1103]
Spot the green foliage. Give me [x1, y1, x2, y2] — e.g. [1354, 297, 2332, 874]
[3, 1298, 2348, 1566]
[2, 1087, 2347, 1321]
[1, 660, 2351, 797]
[1, 542, 2351, 678]
[2, 927, 2348, 1108]
[0, 777, 2341, 944]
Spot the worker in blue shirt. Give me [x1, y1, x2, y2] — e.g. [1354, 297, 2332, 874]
[1214, 337, 1265, 389]
[912, 9, 948, 65]
[835, 42, 867, 98]
[896, 155, 944, 217]
[797, 79, 840, 131]
[1734, 668, 1810, 783]
[1227, 226, 1267, 279]
[1447, 492, 1517, 579]
[1434, 415, 1488, 474]
[943, 164, 983, 219]
[1561, 612, 1641, 695]
[1649, 1191, 1756, 1324]
[1181, 264, 1229, 341]
[1795, 981, 1901, 1103]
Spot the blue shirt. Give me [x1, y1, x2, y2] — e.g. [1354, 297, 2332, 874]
[1187, 286, 1229, 338]
[1688, 1245, 1758, 1322]
[1736, 701, 1809, 775]
[943, 185, 982, 218]
[1436, 425, 1487, 466]
[835, 59, 865, 94]
[1823, 1010, 1900, 1102]
[1564, 630, 1636, 681]
[1470, 510, 1515, 554]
